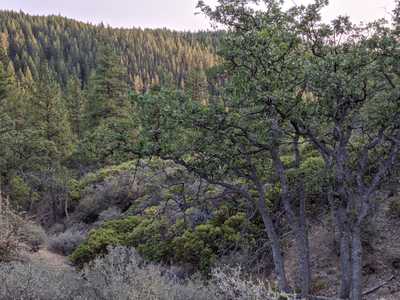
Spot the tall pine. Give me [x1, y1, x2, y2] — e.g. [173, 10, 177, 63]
[84, 42, 130, 129]
[65, 76, 86, 140]
[28, 64, 73, 165]
[80, 42, 136, 166]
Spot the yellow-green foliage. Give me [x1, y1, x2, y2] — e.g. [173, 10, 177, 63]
[70, 210, 262, 274]
[9, 176, 36, 210]
[70, 216, 142, 266]
[67, 179, 81, 201]
[79, 161, 136, 188]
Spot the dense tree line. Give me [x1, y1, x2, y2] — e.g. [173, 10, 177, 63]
[0, 10, 218, 90]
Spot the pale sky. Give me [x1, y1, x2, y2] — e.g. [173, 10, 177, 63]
[0, 0, 396, 31]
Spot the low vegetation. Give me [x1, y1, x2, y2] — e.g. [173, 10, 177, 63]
[0, 246, 296, 300]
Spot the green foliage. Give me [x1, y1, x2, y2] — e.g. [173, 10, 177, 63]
[70, 210, 261, 275]
[77, 44, 137, 166]
[28, 66, 74, 164]
[78, 117, 137, 165]
[65, 76, 86, 139]
[9, 175, 36, 210]
[0, 10, 217, 89]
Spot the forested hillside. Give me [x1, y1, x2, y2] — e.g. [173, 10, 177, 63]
[0, 10, 218, 89]
[1, 1, 400, 300]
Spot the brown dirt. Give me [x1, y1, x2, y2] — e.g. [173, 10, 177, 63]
[28, 248, 71, 269]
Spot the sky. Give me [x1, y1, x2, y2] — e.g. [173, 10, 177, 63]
[0, 0, 396, 31]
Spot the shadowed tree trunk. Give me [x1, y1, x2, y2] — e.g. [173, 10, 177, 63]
[256, 193, 290, 292]
[249, 172, 290, 292]
[350, 224, 363, 300]
[336, 207, 352, 299]
[271, 142, 311, 298]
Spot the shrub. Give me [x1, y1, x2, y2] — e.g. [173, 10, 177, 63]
[0, 262, 84, 300]
[48, 225, 86, 255]
[18, 221, 48, 252]
[0, 193, 23, 261]
[71, 212, 263, 275]
[81, 246, 217, 300]
[70, 216, 142, 267]
[9, 175, 33, 211]
[98, 206, 122, 222]
[211, 266, 296, 300]
[1, 246, 295, 300]
[82, 246, 296, 300]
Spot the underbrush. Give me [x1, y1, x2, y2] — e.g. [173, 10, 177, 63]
[0, 192, 47, 261]
[0, 246, 296, 300]
[48, 224, 87, 255]
[69, 211, 264, 275]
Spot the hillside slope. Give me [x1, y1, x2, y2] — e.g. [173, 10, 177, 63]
[0, 10, 219, 89]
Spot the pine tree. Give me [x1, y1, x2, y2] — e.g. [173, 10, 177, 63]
[79, 43, 136, 166]
[185, 68, 209, 105]
[65, 76, 85, 139]
[28, 64, 74, 164]
[83, 43, 130, 130]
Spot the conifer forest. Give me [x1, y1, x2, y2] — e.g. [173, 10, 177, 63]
[0, 1, 400, 299]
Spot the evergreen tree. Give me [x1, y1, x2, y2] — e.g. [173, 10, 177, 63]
[0, 10, 218, 88]
[79, 44, 136, 166]
[83, 43, 129, 129]
[185, 68, 209, 105]
[28, 64, 73, 164]
[65, 76, 85, 139]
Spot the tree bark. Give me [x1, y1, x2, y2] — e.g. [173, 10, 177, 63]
[296, 182, 311, 298]
[271, 145, 311, 297]
[350, 225, 363, 300]
[339, 227, 352, 299]
[255, 192, 290, 293]
[328, 189, 351, 300]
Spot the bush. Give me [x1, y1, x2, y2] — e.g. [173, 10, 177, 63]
[18, 221, 48, 252]
[1, 246, 295, 300]
[70, 216, 142, 266]
[0, 262, 84, 300]
[81, 246, 296, 300]
[80, 246, 216, 300]
[0, 193, 23, 261]
[70, 211, 263, 275]
[48, 225, 86, 255]
[211, 266, 295, 300]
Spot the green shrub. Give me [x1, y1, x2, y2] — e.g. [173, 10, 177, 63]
[9, 176, 37, 211]
[70, 216, 142, 266]
[71, 211, 263, 275]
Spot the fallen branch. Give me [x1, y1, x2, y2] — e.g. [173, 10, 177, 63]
[362, 275, 395, 296]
